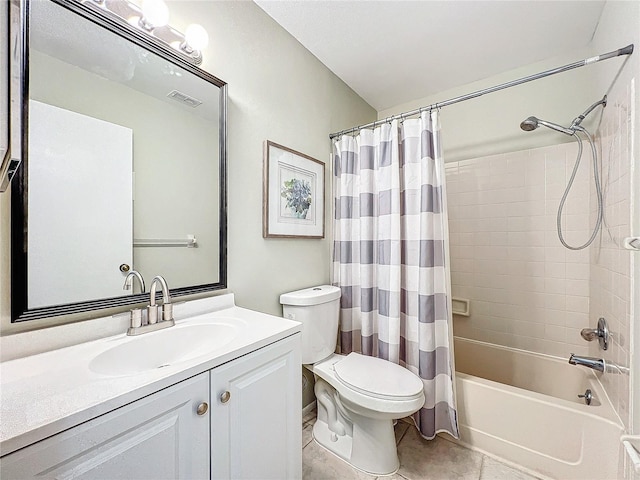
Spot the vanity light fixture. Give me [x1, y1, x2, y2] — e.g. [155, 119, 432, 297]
[85, 0, 208, 65]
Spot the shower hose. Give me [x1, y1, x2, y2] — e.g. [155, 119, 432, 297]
[556, 126, 603, 250]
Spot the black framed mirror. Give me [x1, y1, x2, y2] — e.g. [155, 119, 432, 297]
[11, 0, 227, 322]
[0, 0, 14, 191]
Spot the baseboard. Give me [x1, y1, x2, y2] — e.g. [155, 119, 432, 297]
[302, 400, 317, 418]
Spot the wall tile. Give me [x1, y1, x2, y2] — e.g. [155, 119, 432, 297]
[587, 82, 634, 431]
[446, 105, 634, 434]
[566, 295, 589, 313]
[447, 143, 592, 359]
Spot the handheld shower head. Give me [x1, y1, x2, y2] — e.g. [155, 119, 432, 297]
[522, 96, 607, 136]
[519, 116, 575, 136]
[520, 117, 539, 131]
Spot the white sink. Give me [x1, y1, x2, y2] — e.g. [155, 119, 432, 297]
[89, 322, 238, 376]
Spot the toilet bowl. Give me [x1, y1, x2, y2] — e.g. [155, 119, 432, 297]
[312, 352, 425, 474]
[280, 285, 425, 475]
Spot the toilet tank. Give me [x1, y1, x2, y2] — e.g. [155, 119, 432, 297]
[279, 285, 341, 364]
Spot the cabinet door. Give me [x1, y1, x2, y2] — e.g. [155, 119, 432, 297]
[211, 334, 302, 480]
[1, 373, 210, 480]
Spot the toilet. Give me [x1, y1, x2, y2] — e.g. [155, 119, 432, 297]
[280, 285, 425, 476]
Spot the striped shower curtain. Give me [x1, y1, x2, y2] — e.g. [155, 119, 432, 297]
[332, 110, 458, 440]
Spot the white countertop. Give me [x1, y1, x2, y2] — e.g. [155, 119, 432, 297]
[0, 294, 301, 456]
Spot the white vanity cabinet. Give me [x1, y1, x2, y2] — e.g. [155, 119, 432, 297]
[0, 332, 302, 480]
[0, 372, 210, 479]
[211, 334, 302, 479]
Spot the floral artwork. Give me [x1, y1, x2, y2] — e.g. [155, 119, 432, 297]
[263, 141, 324, 238]
[281, 178, 312, 219]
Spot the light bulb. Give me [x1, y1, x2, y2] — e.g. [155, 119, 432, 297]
[184, 24, 209, 51]
[141, 0, 169, 27]
[127, 15, 141, 27]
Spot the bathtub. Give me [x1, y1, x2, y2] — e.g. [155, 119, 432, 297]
[452, 337, 624, 480]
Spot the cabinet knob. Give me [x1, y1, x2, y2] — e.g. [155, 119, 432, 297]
[196, 402, 208, 416]
[220, 391, 231, 404]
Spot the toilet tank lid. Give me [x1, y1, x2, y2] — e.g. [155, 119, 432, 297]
[279, 285, 341, 306]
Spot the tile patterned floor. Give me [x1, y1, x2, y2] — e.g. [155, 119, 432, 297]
[302, 409, 541, 480]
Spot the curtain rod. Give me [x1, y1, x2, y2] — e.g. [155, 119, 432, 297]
[329, 44, 634, 140]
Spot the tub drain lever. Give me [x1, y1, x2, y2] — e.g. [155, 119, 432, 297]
[578, 389, 592, 405]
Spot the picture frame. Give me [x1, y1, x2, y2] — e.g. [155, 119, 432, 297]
[263, 140, 325, 238]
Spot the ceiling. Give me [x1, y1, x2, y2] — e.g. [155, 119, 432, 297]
[254, 1, 606, 111]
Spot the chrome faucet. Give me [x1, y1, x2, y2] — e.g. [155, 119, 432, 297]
[122, 271, 146, 332]
[148, 275, 174, 325]
[568, 353, 605, 372]
[122, 270, 146, 293]
[126, 275, 175, 336]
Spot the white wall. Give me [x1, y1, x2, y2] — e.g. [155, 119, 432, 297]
[0, 1, 376, 334]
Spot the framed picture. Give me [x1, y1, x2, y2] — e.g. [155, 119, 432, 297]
[263, 140, 325, 238]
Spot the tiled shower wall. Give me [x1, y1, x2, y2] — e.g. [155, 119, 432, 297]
[589, 80, 635, 431]
[446, 81, 635, 431]
[446, 142, 593, 358]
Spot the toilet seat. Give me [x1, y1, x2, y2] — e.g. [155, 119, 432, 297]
[333, 353, 424, 401]
[312, 353, 426, 417]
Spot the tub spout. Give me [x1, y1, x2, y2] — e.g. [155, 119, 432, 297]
[568, 353, 605, 372]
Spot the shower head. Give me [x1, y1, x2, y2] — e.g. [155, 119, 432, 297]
[519, 116, 575, 136]
[520, 117, 539, 131]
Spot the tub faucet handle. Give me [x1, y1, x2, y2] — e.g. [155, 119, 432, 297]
[580, 317, 609, 350]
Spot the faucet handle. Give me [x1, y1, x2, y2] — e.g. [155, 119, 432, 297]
[147, 304, 160, 324]
[162, 303, 174, 322]
[130, 308, 143, 329]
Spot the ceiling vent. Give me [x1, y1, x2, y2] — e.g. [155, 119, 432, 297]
[167, 90, 202, 108]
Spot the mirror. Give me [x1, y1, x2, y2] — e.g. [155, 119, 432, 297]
[11, 0, 227, 321]
[0, 0, 11, 190]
